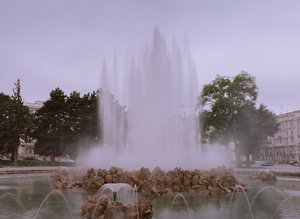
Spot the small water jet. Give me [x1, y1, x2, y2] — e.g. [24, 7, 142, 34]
[34, 189, 73, 219]
[82, 183, 152, 219]
[170, 193, 191, 219]
[228, 185, 254, 219]
[250, 186, 300, 218]
[0, 193, 25, 210]
[0, 193, 25, 218]
[96, 183, 137, 205]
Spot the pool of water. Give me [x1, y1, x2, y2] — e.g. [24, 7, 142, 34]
[0, 174, 90, 219]
[0, 174, 300, 218]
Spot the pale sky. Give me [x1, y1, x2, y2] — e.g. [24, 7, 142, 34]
[1, 0, 300, 114]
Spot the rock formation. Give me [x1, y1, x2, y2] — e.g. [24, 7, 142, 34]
[51, 166, 244, 218]
[249, 170, 277, 182]
[81, 195, 152, 219]
[52, 166, 241, 196]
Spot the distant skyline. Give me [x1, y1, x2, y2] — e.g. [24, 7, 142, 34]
[1, 0, 300, 114]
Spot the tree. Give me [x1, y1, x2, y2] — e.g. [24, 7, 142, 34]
[79, 91, 100, 144]
[33, 88, 68, 161]
[251, 104, 279, 159]
[200, 72, 258, 143]
[33, 88, 101, 160]
[64, 90, 100, 158]
[233, 103, 279, 165]
[0, 80, 32, 164]
[63, 91, 82, 158]
[0, 93, 13, 154]
[200, 72, 278, 166]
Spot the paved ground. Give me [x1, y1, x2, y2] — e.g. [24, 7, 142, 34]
[1, 165, 300, 177]
[234, 164, 300, 177]
[267, 164, 300, 176]
[0, 166, 72, 175]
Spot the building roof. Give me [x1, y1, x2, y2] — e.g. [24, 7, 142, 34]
[24, 101, 43, 111]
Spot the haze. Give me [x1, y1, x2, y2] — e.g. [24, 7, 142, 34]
[1, 0, 300, 114]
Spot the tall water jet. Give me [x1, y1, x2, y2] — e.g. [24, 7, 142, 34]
[79, 28, 227, 169]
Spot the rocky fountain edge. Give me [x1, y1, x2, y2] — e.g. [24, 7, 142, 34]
[51, 166, 248, 218]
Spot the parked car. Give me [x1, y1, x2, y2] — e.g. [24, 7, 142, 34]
[293, 162, 300, 167]
[261, 161, 273, 166]
[288, 160, 300, 166]
[250, 161, 268, 168]
[289, 160, 297, 165]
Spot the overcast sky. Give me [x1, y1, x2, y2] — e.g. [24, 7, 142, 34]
[1, 0, 300, 114]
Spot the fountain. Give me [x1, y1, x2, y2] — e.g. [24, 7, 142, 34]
[1, 28, 300, 219]
[78, 27, 231, 170]
[81, 182, 152, 219]
[170, 193, 191, 219]
[34, 189, 73, 219]
[96, 183, 137, 205]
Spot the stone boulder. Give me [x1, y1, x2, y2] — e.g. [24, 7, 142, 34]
[81, 195, 152, 219]
[50, 168, 83, 190]
[249, 170, 277, 182]
[51, 166, 244, 196]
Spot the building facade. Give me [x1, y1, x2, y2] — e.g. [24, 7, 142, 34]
[261, 110, 300, 163]
[18, 101, 43, 159]
[24, 100, 43, 113]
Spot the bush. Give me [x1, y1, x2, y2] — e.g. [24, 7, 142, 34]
[23, 157, 38, 161]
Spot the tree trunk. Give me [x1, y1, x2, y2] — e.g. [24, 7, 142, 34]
[251, 151, 259, 161]
[50, 154, 55, 163]
[234, 142, 241, 167]
[245, 153, 250, 167]
[11, 145, 18, 165]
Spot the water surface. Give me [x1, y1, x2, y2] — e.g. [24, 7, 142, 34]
[1, 174, 300, 218]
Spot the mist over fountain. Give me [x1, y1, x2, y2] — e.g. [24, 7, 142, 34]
[2, 29, 299, 219]
[78, 27, 229, 169]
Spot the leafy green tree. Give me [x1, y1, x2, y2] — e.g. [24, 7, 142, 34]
[0, 80, 32, 164]
[33, 88, 100, 160]
[200, 72, 257, 143]
[250, 104, 279, 159]
[233, 103, 279, 165]
[33, 88, 68, 161]
[77, 91, 100, 150]
[0, 92, 13, 154]
[200, 72, 278, 166]
[64, 90, 100, 158]
[63, 91, 82, 158]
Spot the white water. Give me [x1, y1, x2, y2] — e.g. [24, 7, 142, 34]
[78, 28, 230, 170]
